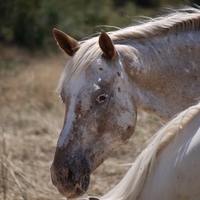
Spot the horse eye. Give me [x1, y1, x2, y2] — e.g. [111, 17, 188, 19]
[96, 93, 109, 104]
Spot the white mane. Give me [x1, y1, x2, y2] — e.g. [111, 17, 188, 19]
[57, 7, 200, 92]
[90, 103, 200, 200]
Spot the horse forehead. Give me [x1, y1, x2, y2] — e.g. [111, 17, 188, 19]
[66, 56, 121, 94]
[68, 69, 101, 96]
[68, 71, 86, 94]
[83, 62, 110, 82]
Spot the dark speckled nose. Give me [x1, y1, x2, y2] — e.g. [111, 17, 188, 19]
[50, 148, 91, 198]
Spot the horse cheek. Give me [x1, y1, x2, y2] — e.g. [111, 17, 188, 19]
[115, 93, 137, 143]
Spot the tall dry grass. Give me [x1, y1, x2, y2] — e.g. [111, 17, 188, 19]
[0, 45, 161, 200]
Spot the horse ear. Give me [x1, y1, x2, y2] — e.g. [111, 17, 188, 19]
[99, 30, 116, 60]
[53, 28, 79, 56]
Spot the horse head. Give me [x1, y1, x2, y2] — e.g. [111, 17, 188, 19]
[50, 29, 137, 198]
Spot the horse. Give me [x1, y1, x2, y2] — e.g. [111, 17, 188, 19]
[85, 102, 200, 200]
[50, 7, 200, 198]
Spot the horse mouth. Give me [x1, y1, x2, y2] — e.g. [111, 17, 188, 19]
[66, 182, 88, 198]
[70, 173, 90, 198]
[60, 176, 90, 198]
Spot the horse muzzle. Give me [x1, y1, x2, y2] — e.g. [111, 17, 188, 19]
[50, 149, 91, 198]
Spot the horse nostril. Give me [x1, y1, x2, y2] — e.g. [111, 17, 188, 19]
[68, 168, 73, 180]
[82, 167, 90, 175]
[66, 167, 90, 184]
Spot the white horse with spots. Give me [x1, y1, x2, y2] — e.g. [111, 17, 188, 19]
[87, 103, 200, 200]
[51, 8, 200, 198]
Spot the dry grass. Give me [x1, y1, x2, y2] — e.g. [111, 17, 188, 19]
[0, 45, 161, 200]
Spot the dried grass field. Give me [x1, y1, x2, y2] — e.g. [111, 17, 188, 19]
[0, 45, 162, 200]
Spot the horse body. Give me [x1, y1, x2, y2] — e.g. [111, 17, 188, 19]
[51, 8, 200, 198]
[99, 103, 200, 200]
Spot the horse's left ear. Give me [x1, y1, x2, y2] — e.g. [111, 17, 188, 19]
[99, 30, 116, 60]
[53, 28, 79, 56]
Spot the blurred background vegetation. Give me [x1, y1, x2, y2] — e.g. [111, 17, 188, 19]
[1, 0, 200, 50]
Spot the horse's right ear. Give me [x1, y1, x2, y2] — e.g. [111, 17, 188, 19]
[53, 28, 80, 56]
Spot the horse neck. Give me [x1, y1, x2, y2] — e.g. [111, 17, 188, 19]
[120, 31, 200, 121]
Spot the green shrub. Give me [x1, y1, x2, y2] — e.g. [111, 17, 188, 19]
[1, 0, 194, 50]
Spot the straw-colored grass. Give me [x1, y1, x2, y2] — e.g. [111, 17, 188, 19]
[0, 45, 161, 200]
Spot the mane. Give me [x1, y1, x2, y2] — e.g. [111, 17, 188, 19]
[82, 102, 199, 200]
[57, 7, 200, 91]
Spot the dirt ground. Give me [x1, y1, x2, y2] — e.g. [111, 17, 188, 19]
[0, 46, 162, 200]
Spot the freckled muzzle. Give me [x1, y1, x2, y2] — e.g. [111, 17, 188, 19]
[50, 148, 91, 198]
